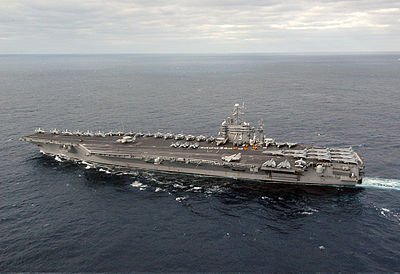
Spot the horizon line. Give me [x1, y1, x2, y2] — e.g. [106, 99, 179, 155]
[0, 51, 399, 56]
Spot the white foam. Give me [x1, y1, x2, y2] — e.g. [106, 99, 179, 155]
[193, 186, 202, 190]
[186, 186, 202, 192]
[205, 186, 225, 194]
[373, 205, 400, 224]
[130, 181, 146, 188]
[175, 196, 187, 202]
[80, 161, 93, 169]
[54, 155, 63, 162]
[301, 207, 319, 215]
[360, 177, 400, 191]
[99, 168, 112, 174]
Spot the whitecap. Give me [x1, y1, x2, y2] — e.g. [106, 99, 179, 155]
[98, 168, 112, 174]
[130, 181, 144, 188]
[373, 205, 400, 224]
[186, 186, 202, 192]
[54, 155, 63, 162]
[300, 207, 319, 215]
[173, 183, 185, 189]
[205, 186, 225, 194]
[175, 196, 187, 202]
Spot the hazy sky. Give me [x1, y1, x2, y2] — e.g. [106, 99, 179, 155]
[1, 0, 399, 53]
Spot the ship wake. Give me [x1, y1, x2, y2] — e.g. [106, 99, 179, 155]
[359, 177, 400, 191]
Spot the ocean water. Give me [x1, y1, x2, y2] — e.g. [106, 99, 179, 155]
[0, 54, 399, 271]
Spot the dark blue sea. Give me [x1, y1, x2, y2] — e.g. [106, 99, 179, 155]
[1, 54, 399, 272]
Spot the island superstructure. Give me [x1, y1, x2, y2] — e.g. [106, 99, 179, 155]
[22, 104, 364, 186]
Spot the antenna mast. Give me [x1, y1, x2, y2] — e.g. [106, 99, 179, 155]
[232, 103, 245, 125]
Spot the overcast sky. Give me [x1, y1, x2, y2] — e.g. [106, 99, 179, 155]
[1, 0, 399, 53]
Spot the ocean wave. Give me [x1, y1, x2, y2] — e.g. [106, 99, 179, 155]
[300, 207, 319, 215]
[154, 187, 163, 192]
[130, 180, 147, 191]
[54, 155, 63, 162]
[99, 168, 111, 174]
[205, 185, 226, 194]
[175, 196, 188, 202]
[373, 205, 400, 225]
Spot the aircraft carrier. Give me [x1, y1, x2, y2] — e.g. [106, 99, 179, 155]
[21, 104, 364, 187]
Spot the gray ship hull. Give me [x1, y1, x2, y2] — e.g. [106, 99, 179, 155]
[22, 133, 364, 187]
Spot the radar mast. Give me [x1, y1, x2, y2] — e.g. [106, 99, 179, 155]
[232, 103, 245, 125]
